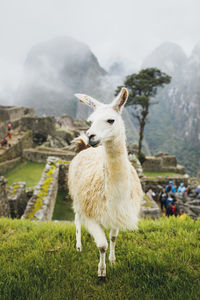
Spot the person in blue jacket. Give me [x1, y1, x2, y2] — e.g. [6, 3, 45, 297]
[195, 185, 200, 195]
[166, 193, 174, 209]
[177, 182, 186, 194]
[165, 180, 176, 193]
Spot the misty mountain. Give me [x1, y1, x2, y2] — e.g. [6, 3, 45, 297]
[142, 41, 200, 175]
[17, 36, 106, 117]
[142, 42, 187, 75]
[15, 37, 200, 174]
[16, 36, 148, 151]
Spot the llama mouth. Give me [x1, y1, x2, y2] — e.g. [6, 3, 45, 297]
[89, 140, 100, 147]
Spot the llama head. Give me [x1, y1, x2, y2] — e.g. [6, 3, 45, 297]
[75, 88, 128, 146]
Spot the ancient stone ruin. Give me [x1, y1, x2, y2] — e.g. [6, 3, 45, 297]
[0, 104, 200, 221]
[0, 176, 10, 217]
[0, 105, 34, 139]
[7, 182, 27, 218]
[22, 157, 69, 221]
[143, 153, 185, 174]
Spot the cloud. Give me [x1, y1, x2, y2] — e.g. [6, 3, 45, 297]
[0, 59, 23, 104]
[0, 0, 200, 102]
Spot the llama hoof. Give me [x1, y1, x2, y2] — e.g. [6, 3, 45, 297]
[98, 264, 106, 278]
[109, 258, 116, 265]
[98, 276, 106, 282]
[98, 270, 106, 277]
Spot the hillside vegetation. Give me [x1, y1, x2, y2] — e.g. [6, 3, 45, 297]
[0, 217, 199, 300]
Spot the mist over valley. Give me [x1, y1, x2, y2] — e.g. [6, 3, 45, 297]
[1, 35, 200, 175]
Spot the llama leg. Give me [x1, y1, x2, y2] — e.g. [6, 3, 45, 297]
[85, 219, 108, 278]
[109, 228, 119, 264]
[75, 213, 82, 251]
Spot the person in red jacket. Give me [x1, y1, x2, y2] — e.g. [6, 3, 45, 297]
[8, 123, 12, 139]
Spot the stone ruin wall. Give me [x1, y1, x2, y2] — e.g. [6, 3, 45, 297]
[0, 106, 34, 123]
[7, 182, 28, 219]
[0, 119, 22, 139]
[58, 163, 69, 192]
[0, 123, 8, 139]
[20, 116, 56, 140]
[0, 176, 10, 217]
[22, 157, 69, 221]
[0, 106, 34, 139]
[23, 148, 75, 163]
[142, 154, 185, 174]
[0, 130, 33, 163]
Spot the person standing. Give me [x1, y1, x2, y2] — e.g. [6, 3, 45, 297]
[177, 182, 186, 194]
[165, 180, 176, 193]
[166, 198, 179, 217]
[8, 123, 12, 139]
[159, 188, 167, 213]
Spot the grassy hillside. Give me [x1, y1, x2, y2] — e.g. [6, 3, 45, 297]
[143, 171, 181, 177]
[52, 190, 75, 221]
[0, 217, 199, 300]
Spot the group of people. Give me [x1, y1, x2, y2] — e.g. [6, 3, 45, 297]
[0, 123, 12, 148]
[159, 181, 189, 217]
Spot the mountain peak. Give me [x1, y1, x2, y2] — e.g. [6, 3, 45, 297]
[142, 42, 187, 75]
[191, 41, 200, 56]
[17, 36, 106, 116]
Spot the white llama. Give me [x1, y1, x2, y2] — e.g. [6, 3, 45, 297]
[68, 87, 143, 278]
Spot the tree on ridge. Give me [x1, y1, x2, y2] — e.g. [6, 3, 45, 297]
[115, 68, 171, 161]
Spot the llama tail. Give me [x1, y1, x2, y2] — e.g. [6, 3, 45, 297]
[70, 134, 90, 152]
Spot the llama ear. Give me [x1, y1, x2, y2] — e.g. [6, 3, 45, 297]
[112, 87, 128, 113]
[75, 94, 101, 110]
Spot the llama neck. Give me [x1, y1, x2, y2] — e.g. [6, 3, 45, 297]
[103, 136, 130, 201]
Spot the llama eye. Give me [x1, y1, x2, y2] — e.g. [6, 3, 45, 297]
[107, 119, 115, 124]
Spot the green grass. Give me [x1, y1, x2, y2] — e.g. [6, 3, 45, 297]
[144, 171, 181, 178]
[3, 160, 45, 187]
[0, 217, 199, 300]
[52, 190, 75, 221]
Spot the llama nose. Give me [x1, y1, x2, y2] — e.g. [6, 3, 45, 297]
[88, 134, 100, 147]
[88, 134, 96, 143]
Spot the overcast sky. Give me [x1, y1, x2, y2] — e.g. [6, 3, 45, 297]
[0, 0, 200, 98]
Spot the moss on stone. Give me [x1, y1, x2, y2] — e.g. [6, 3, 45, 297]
[10, 184, 20, 197]
[26, 161, 57, 219]
[57, 160, 70, 165]
[143, 194, 154, 208]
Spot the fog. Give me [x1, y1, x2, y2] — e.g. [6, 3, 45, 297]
[0, 0, 200, 104]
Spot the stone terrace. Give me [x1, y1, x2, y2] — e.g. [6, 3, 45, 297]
[143, 153, 185, 174]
